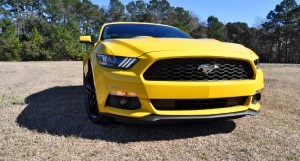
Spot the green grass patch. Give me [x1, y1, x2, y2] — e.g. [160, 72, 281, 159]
[0, 94, 25, 107]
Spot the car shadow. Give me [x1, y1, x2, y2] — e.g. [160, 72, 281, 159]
[16, 86, 236, 143]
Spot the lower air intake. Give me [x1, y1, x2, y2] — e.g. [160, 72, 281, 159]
[151, 97, 248, 110]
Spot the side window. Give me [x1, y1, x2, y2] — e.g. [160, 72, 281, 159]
[100, 26, 109, 40]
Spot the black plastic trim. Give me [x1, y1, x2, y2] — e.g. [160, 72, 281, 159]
[103, 110, 259, 124]
[151, 97, 248, 110]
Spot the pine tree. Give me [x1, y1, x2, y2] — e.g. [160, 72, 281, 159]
[0, 19, 21, 61]
[207, 16, 225, 41]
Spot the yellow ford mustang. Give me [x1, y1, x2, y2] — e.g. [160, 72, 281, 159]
[80, 22, 264, 124]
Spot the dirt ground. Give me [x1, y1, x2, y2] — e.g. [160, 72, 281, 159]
[0, 62, 299, 160]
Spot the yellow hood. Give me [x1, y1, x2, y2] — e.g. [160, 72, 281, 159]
[102, 37, 251, 57]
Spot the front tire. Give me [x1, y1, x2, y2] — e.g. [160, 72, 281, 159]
[84, 66, 113, 124]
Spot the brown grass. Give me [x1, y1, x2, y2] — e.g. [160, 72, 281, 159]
[0, 62, 299, 160]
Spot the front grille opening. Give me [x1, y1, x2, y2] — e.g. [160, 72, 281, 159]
[151, 96, 248, 110]
[143, 58, 254, 81]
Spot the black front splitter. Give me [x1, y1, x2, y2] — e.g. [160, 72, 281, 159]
[103, 110, 259, 124]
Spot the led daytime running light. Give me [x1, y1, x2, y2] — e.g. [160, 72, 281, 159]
[96, 54, 138, 69]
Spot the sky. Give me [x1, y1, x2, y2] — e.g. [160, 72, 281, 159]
[91, 0, 300, 26]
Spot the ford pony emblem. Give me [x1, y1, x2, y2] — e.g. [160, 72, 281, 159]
[198, 64, 219, 74]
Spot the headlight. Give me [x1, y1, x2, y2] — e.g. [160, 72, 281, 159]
[254, 59, 260, 69]
[96, 54, 139, 69]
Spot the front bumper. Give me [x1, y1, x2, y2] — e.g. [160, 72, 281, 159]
[90, 50, 264, 119]
[104, 110, 259, 124]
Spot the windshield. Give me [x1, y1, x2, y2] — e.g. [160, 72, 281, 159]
[101, 24, 191, 40]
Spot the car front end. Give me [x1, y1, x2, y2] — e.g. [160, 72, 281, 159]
[88, 38, 264, 123]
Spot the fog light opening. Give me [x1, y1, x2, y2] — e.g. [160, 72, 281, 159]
[118, 97, 128, 106]
[252, 92, 262, 104]
[106, 91, 141, 110]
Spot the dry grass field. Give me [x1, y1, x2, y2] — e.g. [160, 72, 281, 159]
[0, 62, 299, 160]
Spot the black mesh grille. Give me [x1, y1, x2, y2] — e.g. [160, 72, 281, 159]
[143, 58, 254, 81]
[151, 97, 248, 110]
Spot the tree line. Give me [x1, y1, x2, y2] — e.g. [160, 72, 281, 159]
[0, 0, 300, 63]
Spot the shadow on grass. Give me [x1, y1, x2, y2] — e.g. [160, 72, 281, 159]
[16, 86, 236, 143]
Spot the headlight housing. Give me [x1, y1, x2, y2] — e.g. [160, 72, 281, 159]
[254, 59, 260, 69]
[96, 54, 139, 69]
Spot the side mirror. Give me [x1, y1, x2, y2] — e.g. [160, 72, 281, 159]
[80, 36, 93, 44]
